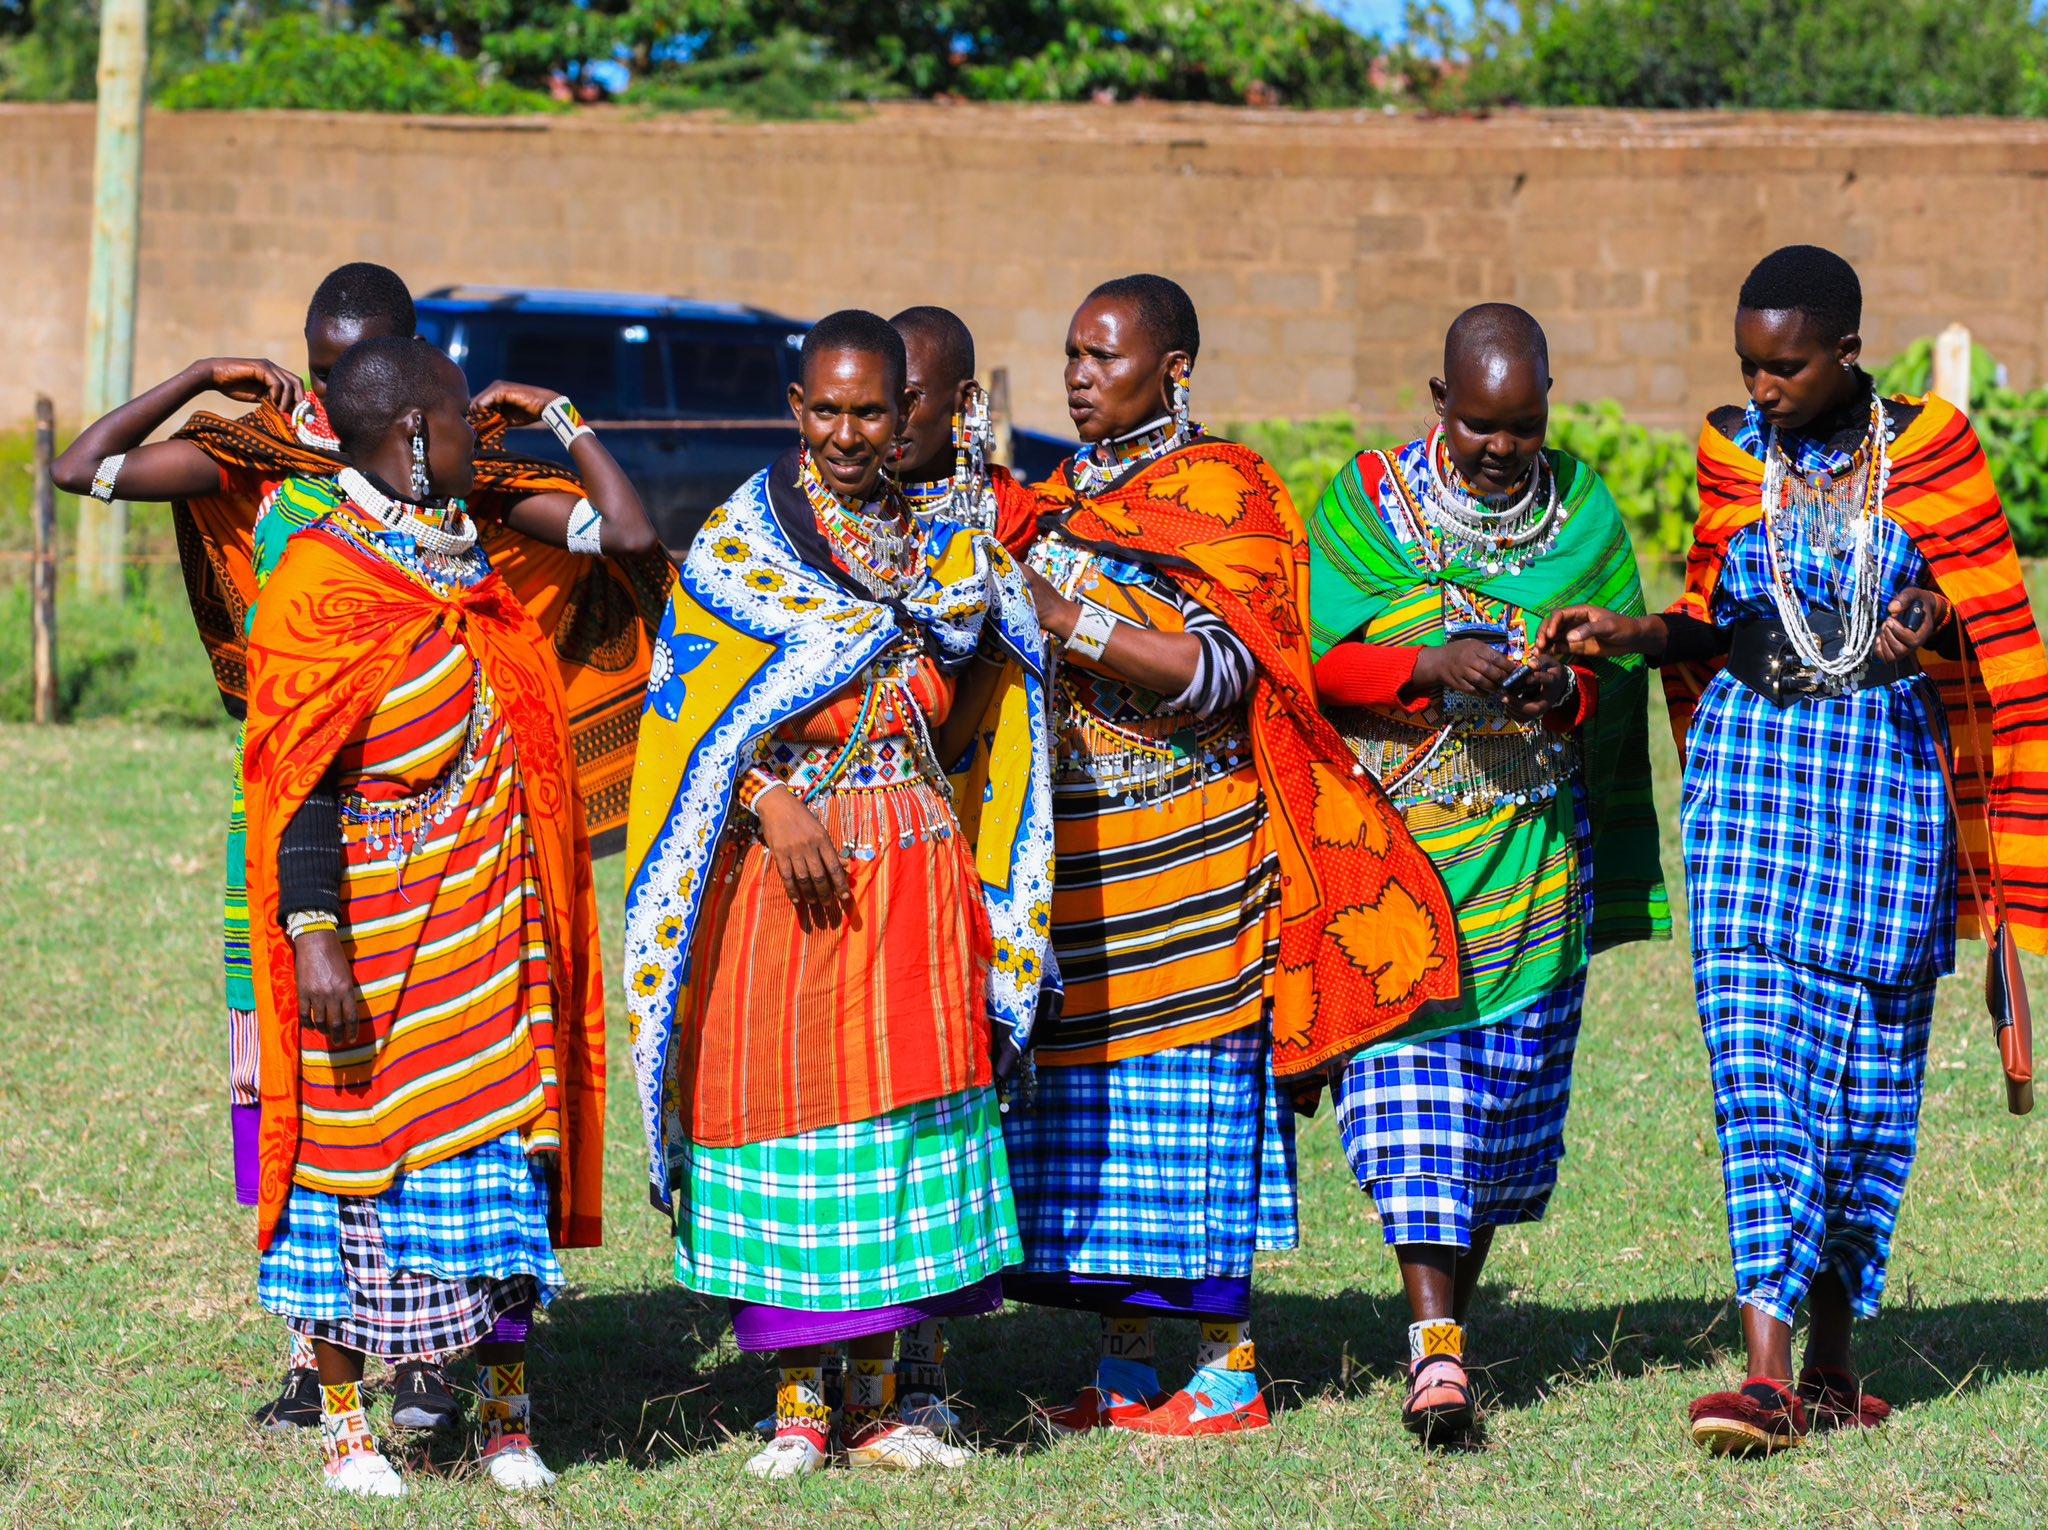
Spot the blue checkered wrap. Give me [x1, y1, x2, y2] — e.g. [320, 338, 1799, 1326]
[1335, 977, 1587, 1248]
[1696, 948, 1934, 1325]
[258, 1134, 564, 1357]
[1004, 1023, 1297, 1282]
[1683, 518, 1955, 985]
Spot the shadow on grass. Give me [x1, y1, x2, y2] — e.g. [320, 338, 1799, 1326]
[501, 1280, 2048, 1467]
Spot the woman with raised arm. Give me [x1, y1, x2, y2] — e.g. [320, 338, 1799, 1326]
[239, 336, 630, 1498]
[623, 311, 1054, 1479]
[1540, 245, 2048, 1456]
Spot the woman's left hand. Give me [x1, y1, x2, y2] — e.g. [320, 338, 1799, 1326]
[471, 380, 563, 428]
[1502, 657, 1570, 721]
[1876, 586, 1950, 663]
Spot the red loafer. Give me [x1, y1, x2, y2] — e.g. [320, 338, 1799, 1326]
[1688, 1377, 1809, 1456]
[1797, 1366, 1892, 1431]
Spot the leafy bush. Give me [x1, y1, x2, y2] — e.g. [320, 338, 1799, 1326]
[623, 27, 903, 120]
[157, 16, 560, 116]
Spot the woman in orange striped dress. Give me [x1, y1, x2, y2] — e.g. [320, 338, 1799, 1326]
[239, 336, 651, 1498]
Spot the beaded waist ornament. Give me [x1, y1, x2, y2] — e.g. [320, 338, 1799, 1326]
[341, 679, 495, 863]
[1331, 704, 1575, 813]
[1051, 671, 1252, 805]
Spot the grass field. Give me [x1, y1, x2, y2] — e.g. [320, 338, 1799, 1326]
[4, 716, 2048, 1528]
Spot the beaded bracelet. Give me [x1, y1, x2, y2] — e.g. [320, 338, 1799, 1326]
[541, 396, 593, 450]
[565, 497, 604, 556]
[284, 910, 340, 940]
[90, 453, 126, 503]
[1065, 603, 1122, 663]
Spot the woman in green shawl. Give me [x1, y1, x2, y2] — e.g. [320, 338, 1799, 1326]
[1306, 304, 1669, 1442]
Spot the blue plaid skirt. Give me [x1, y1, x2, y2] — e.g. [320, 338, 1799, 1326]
[1336, 978, 1587, 1248]
[1697, 948, 1935, 1326]
[1003, 1023, 1297, 1285]
[258, 1134, 564, 1357]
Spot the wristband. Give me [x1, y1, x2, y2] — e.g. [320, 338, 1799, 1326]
[1065, 602, 1122, 662]
[285, 910, 340, 940]
[90, 453, 126, 503]
[565, 497, 604, 556]
[541, 396, 593, 450]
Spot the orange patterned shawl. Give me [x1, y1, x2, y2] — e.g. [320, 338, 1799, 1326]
[242, 527, 606, 1251]
[1673, 395, 2048, 954]
[1035, 439, 1459, 1077]
[171, 402, 673, 845]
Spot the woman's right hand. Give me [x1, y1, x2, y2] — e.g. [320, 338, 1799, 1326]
[1413, 638, 1517, 696]
[294, 928, 360, 1046]
[1537, 604, 1656, 659]
[756, 786, 853, 927]
[195, 357, 304, 411]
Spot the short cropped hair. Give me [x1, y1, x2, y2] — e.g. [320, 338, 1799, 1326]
[890, 305, 976, 386]
[1738, 245, 1862, 341]
[1444, 302, 1549, 376]
[1086, 273, 1200, 361]
[306, 262, 416, 337]
[324, 335, 462, 455]
[799, 309, 907, 394]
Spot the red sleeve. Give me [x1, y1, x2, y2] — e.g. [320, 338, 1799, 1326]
[1313, 641, 1430, 712]
[991, 466, 1045, 558]
[1544, 663, 1599, 733]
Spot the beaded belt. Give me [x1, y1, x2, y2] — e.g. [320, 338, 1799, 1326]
[1330, 705, 1575, 812]
[1053, 701, 1252, 805]
[760, 734, 936, 799]
[1726, 616, 1918, 707]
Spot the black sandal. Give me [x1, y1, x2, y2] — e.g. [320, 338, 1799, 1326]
[390, 1359, 462, 1432]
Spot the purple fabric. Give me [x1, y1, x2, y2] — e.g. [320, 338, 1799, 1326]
[1002, 1270, 1252, 1321]
[488, 1302, 533, 1345]
[728, 1275, 1003, 1353]
[232, 1103, 261, 1207]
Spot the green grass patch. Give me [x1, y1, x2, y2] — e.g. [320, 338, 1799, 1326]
[3, 719, 2047, 1524]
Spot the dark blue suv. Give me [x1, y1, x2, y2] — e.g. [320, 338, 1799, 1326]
[415, 286, 1070, 548]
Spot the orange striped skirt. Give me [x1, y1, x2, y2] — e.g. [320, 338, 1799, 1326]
[678, 779, 993, 1149]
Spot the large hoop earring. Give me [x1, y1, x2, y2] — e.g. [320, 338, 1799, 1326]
[410, 430, 431, 503]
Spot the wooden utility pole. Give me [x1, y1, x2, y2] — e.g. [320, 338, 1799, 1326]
[78, 0, 149, 601]
[32, 396, 59, 724]
[988, 366, 1015, 467]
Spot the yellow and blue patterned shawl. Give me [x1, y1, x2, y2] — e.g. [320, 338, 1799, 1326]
[624, 451, 1055, 1207]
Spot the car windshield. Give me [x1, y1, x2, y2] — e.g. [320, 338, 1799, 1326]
[665, 327, 790, 420]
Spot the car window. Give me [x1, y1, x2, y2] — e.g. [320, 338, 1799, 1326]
[663, 326, 792, 419]
[490, 316, 670, 419]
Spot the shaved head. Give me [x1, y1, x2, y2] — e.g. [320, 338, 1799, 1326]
[1444, 303, 1549, 387]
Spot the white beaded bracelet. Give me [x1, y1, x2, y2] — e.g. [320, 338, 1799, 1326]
[284, 910, 340, 940]
[1065, 602, 1122, 662]
[541, 395, 593, 450]
[90, 453, 126, 503]
[565, 497, 604, 556]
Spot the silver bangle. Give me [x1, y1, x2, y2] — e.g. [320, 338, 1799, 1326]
[1065, 602, 1122, 662]
[90, 453, 126, 502]
[565, 497, 604, 556]
[541, 395, 593, 450]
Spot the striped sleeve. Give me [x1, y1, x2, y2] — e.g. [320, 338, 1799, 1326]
[1165, 587, 1256, 718]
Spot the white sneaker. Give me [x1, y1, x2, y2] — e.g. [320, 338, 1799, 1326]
[745, 1430, 828, 1480]
[323, 1450, 406, 1499]
[844, 1419, 973, 1472]
[484, 1442, 558, 1494]
[898, 1391, 964, 1436]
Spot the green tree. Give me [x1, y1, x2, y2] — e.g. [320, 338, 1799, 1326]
[0, 0, 267, 101]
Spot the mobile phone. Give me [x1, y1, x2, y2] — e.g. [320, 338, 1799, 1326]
[1901, 598, 1927, 630]
[1501, 662, 1539, 695]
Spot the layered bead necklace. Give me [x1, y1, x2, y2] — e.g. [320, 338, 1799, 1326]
[1414, 427, 1567, 578]
[798, 449, 918, 600]
[1758, 395, 1890, 681]
[1070, 414, 1197, 497]
[336, 467, 480, 589]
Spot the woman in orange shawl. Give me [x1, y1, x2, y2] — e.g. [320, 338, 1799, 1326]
[1543, 246, 2048, 1457]
[236, 336, 640, 1499]
[993, 274, 1456, 1437]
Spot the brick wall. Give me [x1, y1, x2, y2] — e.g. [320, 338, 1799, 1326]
[7, 101, 2048, 436]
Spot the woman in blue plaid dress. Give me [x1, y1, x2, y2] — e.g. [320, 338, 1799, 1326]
[1544, 245, 1976, 1456]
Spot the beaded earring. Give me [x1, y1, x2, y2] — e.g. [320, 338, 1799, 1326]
[1169, 365, 1192, 438]
[409, 430, 431, 503]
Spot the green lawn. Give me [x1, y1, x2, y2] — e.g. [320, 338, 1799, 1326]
[3, 717, 2046, 1527]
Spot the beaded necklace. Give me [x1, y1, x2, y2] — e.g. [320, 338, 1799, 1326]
[292, 397, 340, 452]
[797, 449, 918, 599]
[1758, 395, 1890, 682]
[1410, 428, 1567, 578]
[1069, 415, 1200, 496]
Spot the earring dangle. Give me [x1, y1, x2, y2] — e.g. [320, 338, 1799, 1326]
[410, 432, 431, 503]
[1170, 369, 1192, 438]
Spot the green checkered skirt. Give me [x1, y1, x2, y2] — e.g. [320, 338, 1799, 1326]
[673, 1086, 1020, 1309]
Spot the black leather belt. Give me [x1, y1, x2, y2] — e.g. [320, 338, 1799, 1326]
[1726, 615, 1917, 707]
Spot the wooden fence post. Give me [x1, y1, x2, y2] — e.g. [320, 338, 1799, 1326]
[988, 366, 1015, 467]
[32, 394, 59, 724]
[1932, 323, 1973, 411]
